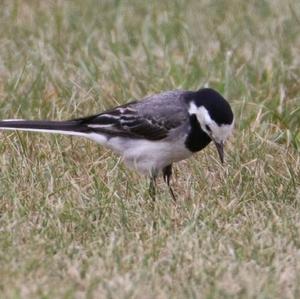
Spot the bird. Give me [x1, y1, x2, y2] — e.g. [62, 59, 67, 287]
[0, 88, 234, 200]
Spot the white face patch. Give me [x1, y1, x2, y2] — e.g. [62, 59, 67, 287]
[188, 103, 234, 143]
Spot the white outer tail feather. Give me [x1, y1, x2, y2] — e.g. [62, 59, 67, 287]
[0, 119, 108, 144]
[0, 126, 86, 137]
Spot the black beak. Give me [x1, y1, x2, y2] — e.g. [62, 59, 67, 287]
[214, 141, 224, 164]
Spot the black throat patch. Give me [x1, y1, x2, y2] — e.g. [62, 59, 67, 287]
[185, 114, 211, 152]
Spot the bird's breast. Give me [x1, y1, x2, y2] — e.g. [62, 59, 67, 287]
[107, 136, 192, 175]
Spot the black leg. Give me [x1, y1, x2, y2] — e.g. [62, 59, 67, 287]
[149, 176, 157, 201]
[163, 164, 176, 201]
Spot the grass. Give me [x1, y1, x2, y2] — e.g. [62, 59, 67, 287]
[0, 0, 299, 298]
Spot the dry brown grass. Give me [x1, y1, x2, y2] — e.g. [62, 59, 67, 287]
[0, 0, 299, 298]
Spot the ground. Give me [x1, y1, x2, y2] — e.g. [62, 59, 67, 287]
[0, 0, 299, 298]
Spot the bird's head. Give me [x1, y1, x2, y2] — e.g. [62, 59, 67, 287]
[188, 88, 234, 163]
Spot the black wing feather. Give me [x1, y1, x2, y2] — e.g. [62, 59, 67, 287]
[77, 90, 188, 140]
[80, 106, 169, 140]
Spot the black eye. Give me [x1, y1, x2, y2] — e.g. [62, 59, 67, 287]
[205, 124, 211, 132]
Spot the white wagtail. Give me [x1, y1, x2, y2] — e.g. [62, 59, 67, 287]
[0, 88, 234, 200]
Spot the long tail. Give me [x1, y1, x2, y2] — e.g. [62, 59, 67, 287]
[0, 119, 90, 137]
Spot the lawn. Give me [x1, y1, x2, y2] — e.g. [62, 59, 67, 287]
[0, 0, 299, 298]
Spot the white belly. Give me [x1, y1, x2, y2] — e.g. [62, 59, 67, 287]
[88, 133, 192, 175]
